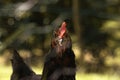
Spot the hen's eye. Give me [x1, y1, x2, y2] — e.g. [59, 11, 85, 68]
[54, 34, 57, 37]
[54, 31, 59, 37]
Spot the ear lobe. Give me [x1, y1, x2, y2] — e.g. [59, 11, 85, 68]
[58, 22, 67, 38]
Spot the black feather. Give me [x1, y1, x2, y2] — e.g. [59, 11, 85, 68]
[10, 50, 41, 80]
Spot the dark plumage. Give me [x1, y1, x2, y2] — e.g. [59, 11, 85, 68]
[10, 21, 76, 80]
[10, 50, 41, 80]
[41, 21, 76, 80]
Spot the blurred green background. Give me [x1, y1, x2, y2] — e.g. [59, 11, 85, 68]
[0, 0, 120, 80]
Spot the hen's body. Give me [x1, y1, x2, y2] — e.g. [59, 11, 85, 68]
[41, 21, 76, 80]
[10, 50, 41, 80]
[42, 49, 76, 80]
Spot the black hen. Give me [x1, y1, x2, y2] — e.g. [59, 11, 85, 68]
[41, 21, 76, 80]
[10, 50, 41, 80]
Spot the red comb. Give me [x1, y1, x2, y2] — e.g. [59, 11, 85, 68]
[58, 22, 67, 38]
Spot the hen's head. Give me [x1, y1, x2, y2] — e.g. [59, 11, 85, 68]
[51, 21, 72, 55]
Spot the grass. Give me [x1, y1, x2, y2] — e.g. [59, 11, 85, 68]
[0, 64, 43, 80]
[0, 64, 12, 80]
[0, 64, 120, 80]
[76, 72, 120, 80]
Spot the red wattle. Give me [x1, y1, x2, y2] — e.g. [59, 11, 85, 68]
[59, 22, 67, 38]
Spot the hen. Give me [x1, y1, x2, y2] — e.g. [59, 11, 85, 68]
[10, 50, 41, 80]
[10, 21, 76, 80]
[41, 21, 76, 80]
